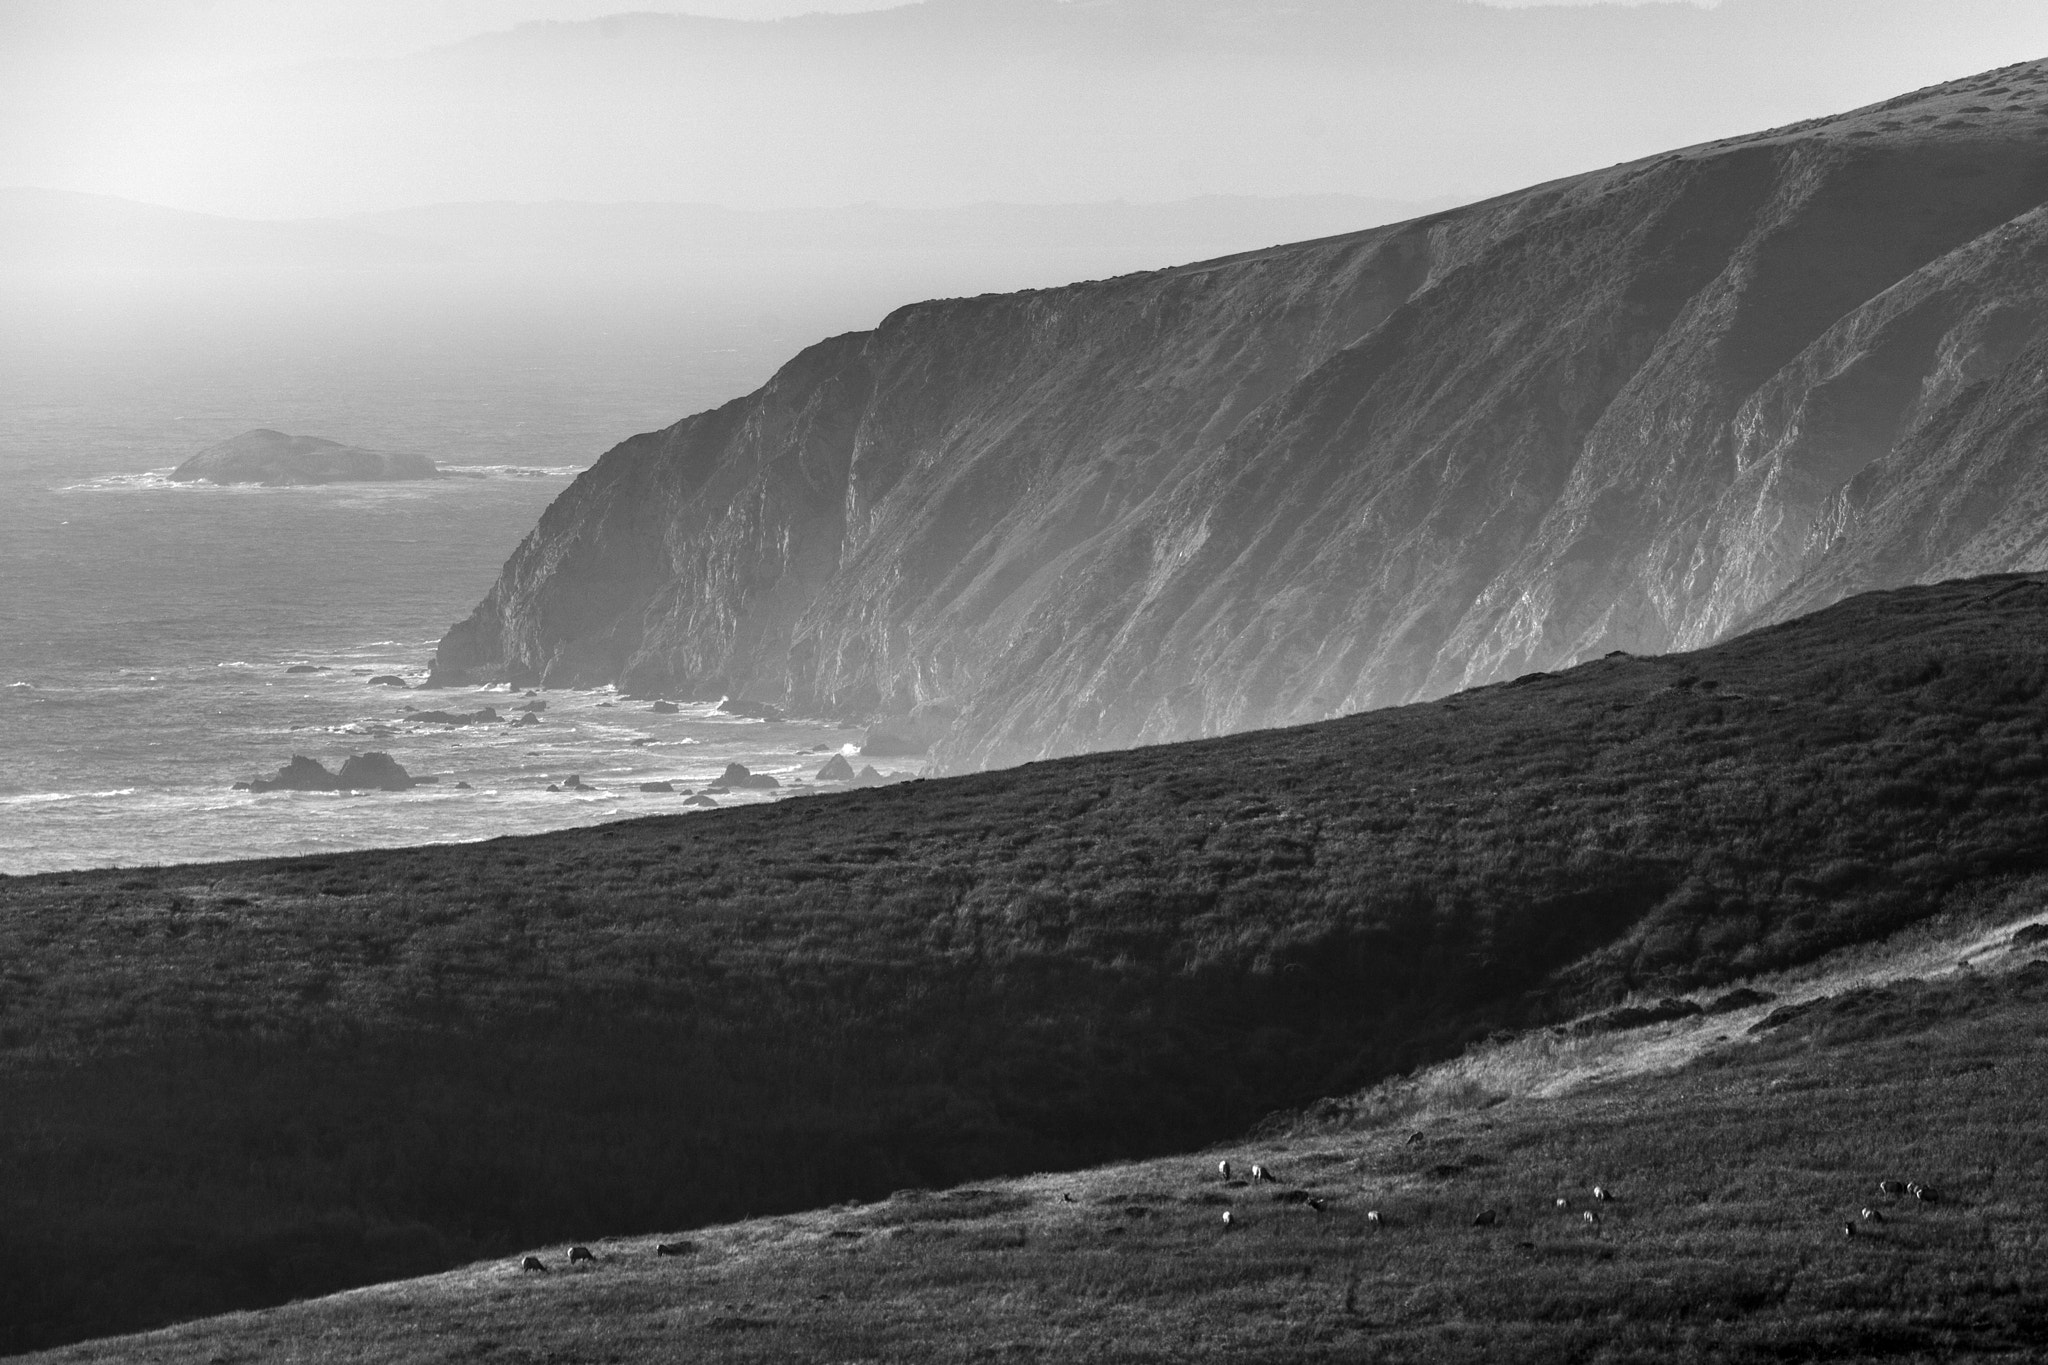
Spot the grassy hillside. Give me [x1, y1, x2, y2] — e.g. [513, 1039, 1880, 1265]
[30, 900, 2048, 1363]
[6, 573, 2048, 1352]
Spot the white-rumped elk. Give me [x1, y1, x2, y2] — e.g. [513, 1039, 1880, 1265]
[520, 1255, 547, 1272]
[569, 1245, 595, 1264]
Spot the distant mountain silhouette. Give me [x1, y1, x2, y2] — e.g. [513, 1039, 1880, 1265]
[47, 0, 2048, 214]
[0, 189, 447, 270]
[432, 61, 2048, 769]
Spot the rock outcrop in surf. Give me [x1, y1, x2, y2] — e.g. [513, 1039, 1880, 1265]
[241, 753, 417, 792]
[431, 62, 2048, 771]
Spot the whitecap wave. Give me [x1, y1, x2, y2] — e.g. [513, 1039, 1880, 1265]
[440, 464, 586, 479]
[0, 788, 137, 807]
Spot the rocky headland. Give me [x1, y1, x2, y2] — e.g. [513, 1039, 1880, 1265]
[170, 430, 438, 486]
[431, 62, 2048, 771]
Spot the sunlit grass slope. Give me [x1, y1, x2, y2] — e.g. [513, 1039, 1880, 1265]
[5, 573, 2048, 1351]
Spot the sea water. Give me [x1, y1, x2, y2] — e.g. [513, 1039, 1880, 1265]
[0, 270, 881, 875]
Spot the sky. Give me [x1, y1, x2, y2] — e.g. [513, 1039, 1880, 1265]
[3, 0, 2048, 217]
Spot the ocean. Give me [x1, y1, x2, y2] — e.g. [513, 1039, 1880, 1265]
[0, 269, 881, 875]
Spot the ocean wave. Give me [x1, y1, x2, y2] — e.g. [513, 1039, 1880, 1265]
[439, 464, 585, 479]
[0, 788, 137, 807]
[60, 464, 581, 493]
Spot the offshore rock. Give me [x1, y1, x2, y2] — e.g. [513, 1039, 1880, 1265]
[247, 756, 340, 793]
[246, 752, 415, 792]
[718, 763, 781, 790]
[431, 63, 2048, 771]
[815, 753, 858, 782]
[169, 429, 438, 486]
[334, 753, 416, 791]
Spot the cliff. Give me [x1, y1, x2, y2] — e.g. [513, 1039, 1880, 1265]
[432, 61, 2048, 770]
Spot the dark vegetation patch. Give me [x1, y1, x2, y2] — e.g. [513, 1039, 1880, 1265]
[5, 575, 2048, 1350]
[1569, 997, 1703, 1035]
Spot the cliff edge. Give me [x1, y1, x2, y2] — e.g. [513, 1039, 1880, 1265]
[433, 61, 2048, 770]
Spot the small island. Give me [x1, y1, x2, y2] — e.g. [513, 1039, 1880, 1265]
[169, 429, 439, 486]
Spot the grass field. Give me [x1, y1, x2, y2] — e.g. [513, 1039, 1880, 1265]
[31, 906, 2048, 1363]
[5, 574, 2048, 1352]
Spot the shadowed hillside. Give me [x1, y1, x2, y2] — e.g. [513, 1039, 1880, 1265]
[7, 575, 2048, 1350]
[431, 60, 2048, 770]
[30, 923, 2048, 1363]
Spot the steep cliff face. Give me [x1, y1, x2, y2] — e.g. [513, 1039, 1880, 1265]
[434, 61, 2048, 770]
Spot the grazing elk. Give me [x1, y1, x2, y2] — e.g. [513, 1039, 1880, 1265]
[1879, 1179, 1907, 1196]
[656, 1241, 696, 1257]
[1250, 1163, 1273, 1184]
[1592, 1186, 1613, 1202]
[1218, 1160, 1233, 1181]
[520, 1255, 548, 1272]
[1861, 1207, 1884, 1223]
[1222, 1211, 1235, 1228]
[1582, 1211, 1600, 1226]
[1366, 1210, 1383, 1225]
[569, 1245, 596, 1264]
[1472, 1209, 1498, 1227]
[1909, 1182, 1940, 1203]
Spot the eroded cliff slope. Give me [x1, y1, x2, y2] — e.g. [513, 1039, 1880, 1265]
[433, 61, 2048, 769]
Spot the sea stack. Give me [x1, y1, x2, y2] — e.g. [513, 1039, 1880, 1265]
[169, 430, 438, 486]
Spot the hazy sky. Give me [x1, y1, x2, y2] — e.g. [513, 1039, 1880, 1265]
[5, 0, 2047, 217]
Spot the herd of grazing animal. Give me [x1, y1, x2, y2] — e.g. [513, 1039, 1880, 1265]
[512, 1162, 1955, 1273]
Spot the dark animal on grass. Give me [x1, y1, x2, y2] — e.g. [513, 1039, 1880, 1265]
[1910, 1182, 1940, 1203]
[1307, 1197, 1327, 1213]
[1406, 1132, 1425, 1146]
[1842, 1222, 1856, 1237]
[1583, 1211, 1600, 1226]
[1218, 1159, 1232, 1180]
[520, 1255, 547, 1272]
[1472, 1209, 1498, 1227]
[1221, 1211, 1234, 1228]
[1251, 1163, 1272, 1184]
[1554, 1197, 1569, 1209]
[1367, 1210, 1383, 1225]
[1861, 1207, 1884, 1223]
[1880, 1179, 1907, 1196]
[656, 1241, 696, 1257]
[569, 1245, 595, 1264]
[1593, 1185, 1613, 1202]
